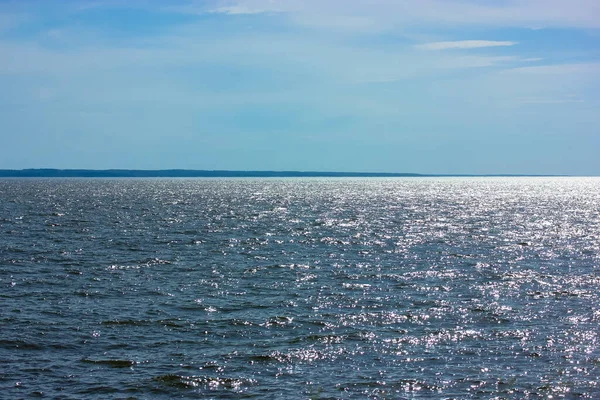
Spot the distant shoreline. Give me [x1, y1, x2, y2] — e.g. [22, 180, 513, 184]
[0, 169, 566, 178]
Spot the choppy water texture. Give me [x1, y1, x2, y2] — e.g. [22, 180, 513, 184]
[1, 178, 600, 399]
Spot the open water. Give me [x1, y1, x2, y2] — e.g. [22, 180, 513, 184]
[1, 178, 599, 399]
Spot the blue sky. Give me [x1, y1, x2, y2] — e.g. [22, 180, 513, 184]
[1, 0, 599, 174]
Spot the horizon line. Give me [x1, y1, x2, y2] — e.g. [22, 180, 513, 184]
[0, 168, 576, 178]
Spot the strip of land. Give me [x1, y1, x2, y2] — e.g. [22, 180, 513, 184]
[0, 169, 556, 177]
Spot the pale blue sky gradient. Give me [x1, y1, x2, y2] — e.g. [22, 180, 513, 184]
[1, 0, 599, 174]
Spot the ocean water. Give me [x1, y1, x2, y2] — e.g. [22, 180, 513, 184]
[1, 177, 599, 399]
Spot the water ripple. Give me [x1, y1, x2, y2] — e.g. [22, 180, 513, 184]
[1, 177, 599, 398]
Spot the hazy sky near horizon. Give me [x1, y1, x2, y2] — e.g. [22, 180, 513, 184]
[1, 0, 599, 174]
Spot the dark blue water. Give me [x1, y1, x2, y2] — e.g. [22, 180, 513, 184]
[1, 178, 599, 399]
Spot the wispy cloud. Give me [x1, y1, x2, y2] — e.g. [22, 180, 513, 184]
[210, 4, 288, 15]
[502, 63, 600, 75]
[201, 0, 600, 29]
[416, 40, 518, 50]
[203, 0, 302, 15]
[210, 6, 267, 14]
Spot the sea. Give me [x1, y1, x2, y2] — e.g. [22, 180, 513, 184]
[1, 177, 599, 399]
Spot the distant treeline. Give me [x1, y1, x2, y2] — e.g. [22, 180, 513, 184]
[0, 169, 426, 178]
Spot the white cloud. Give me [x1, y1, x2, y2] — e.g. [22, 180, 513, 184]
[210, 5, 276, 15]
[416, 40, 517, 50]
[502, 63, 600, 75]
[201, 0, 600, 29]
[206, 0, 301, 15]
[1, 1, 597, 119]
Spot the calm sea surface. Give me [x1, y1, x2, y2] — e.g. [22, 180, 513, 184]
[1, 178, 599, 399]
